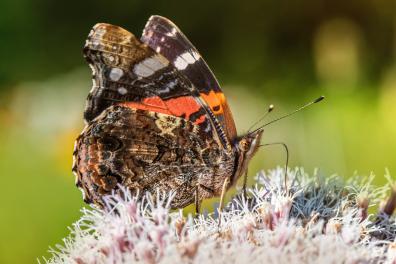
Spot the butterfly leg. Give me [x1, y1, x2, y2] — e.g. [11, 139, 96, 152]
[242, 169, 248, 199]
[218, 177, 230, 228]
[194, 187, 201, 215]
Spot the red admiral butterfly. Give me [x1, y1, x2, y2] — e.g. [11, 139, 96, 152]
[73, 16, 321, 211]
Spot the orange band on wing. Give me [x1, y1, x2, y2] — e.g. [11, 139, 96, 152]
[200, 90, 237, 140]
[199, 90, 224, 115]
[165, 96, 201, 119]
[118, 95, 206, 125]
[119, 97, 172, 116]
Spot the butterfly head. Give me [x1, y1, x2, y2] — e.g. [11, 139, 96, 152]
[231, 129, 264, 185]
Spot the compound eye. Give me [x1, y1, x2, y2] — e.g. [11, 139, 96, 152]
[239, 140, 249, 151]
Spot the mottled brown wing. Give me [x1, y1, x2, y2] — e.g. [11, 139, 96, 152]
[73, 105, 233, 208]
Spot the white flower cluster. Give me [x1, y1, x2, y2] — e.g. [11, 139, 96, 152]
[43, 168, 396, 264]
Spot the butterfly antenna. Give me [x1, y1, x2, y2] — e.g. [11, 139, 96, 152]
[259, 142, 289, 193]
[250, 96, 325, 134]
[247, 104, 275, 132]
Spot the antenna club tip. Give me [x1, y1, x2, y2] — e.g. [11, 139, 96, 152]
[269, 104, 274, 111]
[314, 96, 325, 103]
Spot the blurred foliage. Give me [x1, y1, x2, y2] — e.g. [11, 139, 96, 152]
[0, 0, 395, 263]
[1, 0, 395, 92]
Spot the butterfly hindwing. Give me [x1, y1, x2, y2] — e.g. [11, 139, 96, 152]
[141, 15, 237, 141]
[74, 105, 231, 208]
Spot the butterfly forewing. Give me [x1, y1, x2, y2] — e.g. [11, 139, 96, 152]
[141, 15, 237, 142]
[84, 23, 194, 123]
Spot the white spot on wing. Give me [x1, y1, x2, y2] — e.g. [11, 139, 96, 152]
[174, 56, 189, 70]
[118, 87, 127, 95]
[183, 52, 195, 64]
[109, 68, 123, 81]
[174, 50, 201, 70]
[134, 55, 169, 77]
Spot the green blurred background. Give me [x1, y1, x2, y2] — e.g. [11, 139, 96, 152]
[1, 0, 395, 262]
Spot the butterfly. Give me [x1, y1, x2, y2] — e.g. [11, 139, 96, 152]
[72, 15, 264, 211]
